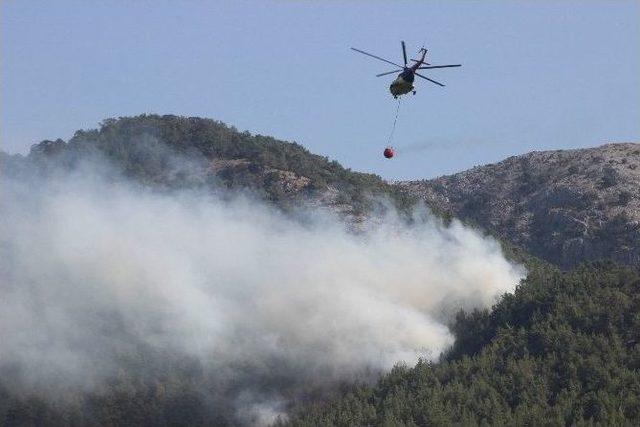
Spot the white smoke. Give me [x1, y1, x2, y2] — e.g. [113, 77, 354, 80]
[0, 161, 524, 424]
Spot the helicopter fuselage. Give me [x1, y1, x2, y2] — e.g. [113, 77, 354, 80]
[351, 42, 459, 98]
[390, 69, 415, 97]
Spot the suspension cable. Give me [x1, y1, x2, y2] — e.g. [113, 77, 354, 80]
[387, 97, 402, 146]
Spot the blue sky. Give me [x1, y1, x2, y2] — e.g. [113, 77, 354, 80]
[2, 1, 639, 180]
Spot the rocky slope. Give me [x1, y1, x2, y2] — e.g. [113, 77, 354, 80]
[399, 143, 640, 268]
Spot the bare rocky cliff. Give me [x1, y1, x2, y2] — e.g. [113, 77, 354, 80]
[400, 143, 640, 268]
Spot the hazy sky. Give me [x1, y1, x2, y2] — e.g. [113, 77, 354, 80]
[2, 1, 639, 180]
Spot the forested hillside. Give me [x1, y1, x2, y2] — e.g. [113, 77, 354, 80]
[1, 116, 522, 426]
[0, 114, 547, 269]
[288, 262, 640, 426]
[10, 114, 415, 218]
[3, 116, 639, 426]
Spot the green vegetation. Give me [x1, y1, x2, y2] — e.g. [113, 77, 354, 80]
[288, 262, 640, 426]
[7, 116, 638, 425]
[22, 115, 540, 268]
[3, 263, 637, 426]
[30, 114, 418, 215]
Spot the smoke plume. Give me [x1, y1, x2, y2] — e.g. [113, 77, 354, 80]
[0, 154, 524, 425]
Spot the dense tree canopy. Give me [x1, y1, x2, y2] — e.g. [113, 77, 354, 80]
[288, 262, 640, 426]
[25, 114, 418, 215]
[2, 263, 637, 426]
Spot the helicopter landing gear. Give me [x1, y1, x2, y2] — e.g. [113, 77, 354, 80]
[412, 90, 416, 95]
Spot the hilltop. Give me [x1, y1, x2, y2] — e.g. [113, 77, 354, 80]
[8, 114, 415, 220]
[399, 143, 640, 268]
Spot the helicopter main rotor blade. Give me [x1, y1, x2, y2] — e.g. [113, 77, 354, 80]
[376, 69, 402, 77]
[414, 72, 445, 87]
[401, 41, 407, 66]
[350, 47, 404, 69]
[418, 64, 462, 69]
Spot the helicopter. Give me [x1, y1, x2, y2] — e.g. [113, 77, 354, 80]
[351, 41, 461, 98]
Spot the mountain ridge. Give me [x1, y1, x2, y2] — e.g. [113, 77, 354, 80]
[399, 142, 640, 268]
[3, 115, 640, 425]
[3, 115, 638, 269]
[3, 114, 417, 221]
